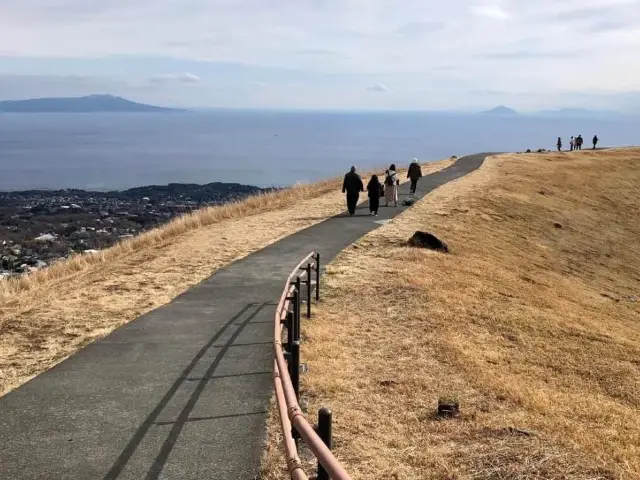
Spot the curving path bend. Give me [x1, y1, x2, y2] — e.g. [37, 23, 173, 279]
[0, 153, 493, 480]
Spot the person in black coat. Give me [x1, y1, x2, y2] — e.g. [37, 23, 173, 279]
[366, 175, 383, 216]
[407, 159, 423, 194]
[342, 166, 364, 216]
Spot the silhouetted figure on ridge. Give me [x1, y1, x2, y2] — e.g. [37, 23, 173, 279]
[557, 137, 563, 152]
[593, 135, 599, 149]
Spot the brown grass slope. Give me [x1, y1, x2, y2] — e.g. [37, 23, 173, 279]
[0, 160, 452, 397]
[262, 149, 640, 480]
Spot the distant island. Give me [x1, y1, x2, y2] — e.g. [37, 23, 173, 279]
[0, 94, 179, 113]
[536, 108, 623, 118]
[482, 105, 518, 115]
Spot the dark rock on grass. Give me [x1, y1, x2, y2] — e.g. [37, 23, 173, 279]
[378, 379, 397, 387]
[408, 231, 449, 253]
[437, 396, 460, 418]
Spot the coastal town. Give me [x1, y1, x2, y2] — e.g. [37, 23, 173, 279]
[0, 182, 265, 278]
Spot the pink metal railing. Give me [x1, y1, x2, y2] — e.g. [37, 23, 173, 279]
[272, 252, 352, 480]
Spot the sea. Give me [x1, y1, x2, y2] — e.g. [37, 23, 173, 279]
[0, 110, 637, 191]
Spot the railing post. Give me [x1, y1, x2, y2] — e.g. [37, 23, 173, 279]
[286, 310, 294, 354]
[291, 288, 299, 343]
[289, 341, 300, 400]
[315, 253, 321, 302]
[317, 407, 333, 480]
[306, 263, 312, 318]
[294, 277, 301, 342]
[289, 340, 301, 442]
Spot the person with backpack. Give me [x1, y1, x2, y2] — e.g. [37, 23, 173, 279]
[576, 135, 583, 150]
[384, 164, 398, 207]
[556, 137, 562, 152]
[366, 174, 383, 216]
[593, 134, 599, 149]
[407, 158, 423, 194]
[342, 166, 364, 216]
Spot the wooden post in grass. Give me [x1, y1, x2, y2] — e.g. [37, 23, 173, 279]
[306, 263, 312, 318]
[315, 253, 321, 302]
[317, 407, 333, 480]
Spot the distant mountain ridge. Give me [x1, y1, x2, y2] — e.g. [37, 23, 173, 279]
[482, 105, 518, 115]
[0, 94, 179, 113]
[536, 108, 623, 118]
[0, 182, 267, 200]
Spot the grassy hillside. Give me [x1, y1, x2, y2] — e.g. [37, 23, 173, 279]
[0, 159, 452, 397]
[262, 148, 640, 479]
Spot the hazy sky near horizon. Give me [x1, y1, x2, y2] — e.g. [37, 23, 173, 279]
[1, 0, 640, 111]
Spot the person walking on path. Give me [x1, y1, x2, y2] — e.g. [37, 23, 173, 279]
[576, 135, 583, 150]
[366, 174, 383, 216]
[407, 158, 423, 194]
[342, 166, 364, 216]
[384, 164, 399, 207]
[593, 135, 599, 149]
[557, 137, 563, 152]
[570, 136, 574, 151]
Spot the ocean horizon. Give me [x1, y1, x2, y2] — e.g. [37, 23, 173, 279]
[0, 110, 637, 191]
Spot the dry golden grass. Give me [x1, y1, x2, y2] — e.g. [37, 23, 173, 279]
[0, 159, 453, 397]
[261, 148, 640, 480]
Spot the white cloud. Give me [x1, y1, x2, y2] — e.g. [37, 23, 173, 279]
[368, 83, 389, 92]
[471, 2, 510, 20]
[178, 72, 201, 83]
[149, 72, 200, 84]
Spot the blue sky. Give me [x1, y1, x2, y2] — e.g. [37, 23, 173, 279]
[1, 0, 640, 111]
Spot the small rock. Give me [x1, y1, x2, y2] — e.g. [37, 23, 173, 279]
[407, 231, 449, 253]
[437, 397, 460, 418]
[506, 427, 536, 437]
[554, 222, 563, 229]
[378, 380, 397, 387]
[34, 233, 56, 242]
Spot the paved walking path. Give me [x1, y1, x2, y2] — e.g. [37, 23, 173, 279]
[0, 153, 491, 480]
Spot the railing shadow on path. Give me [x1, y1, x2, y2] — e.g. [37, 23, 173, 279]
[103, 302, 270, 480]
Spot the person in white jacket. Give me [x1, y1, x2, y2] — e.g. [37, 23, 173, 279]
[384, 164, 398, 207]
